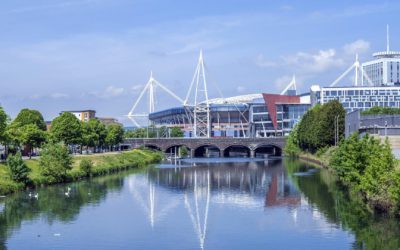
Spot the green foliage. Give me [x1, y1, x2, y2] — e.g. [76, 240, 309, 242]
[105, 124, 124, 146]
[39, 142, 73, 183]
[0, 106, 8, 144]
[362, 106, 400, 115]
[6, 152, 30, 183]
[170, 127, 184, 137]
[19, 124, 46, 149]
[51, 112, 82, 145]
[79, 158, 93, 176]
[330, 133, 400, 213]
[6, 109, 47, 150]
[297, 100, 345, 152]
[82, 119, 106, 148]
[124, 127, 156, 138]
[284, 124, 300, 157]
[180, 146, 188, 157]
[11, 108, 46, 131]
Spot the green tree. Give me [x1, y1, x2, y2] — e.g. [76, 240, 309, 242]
[124, 127, 156, 138]
[179, 146, 188, 157]
[20, 124, 46, 157]
[362, 106, 400, 115]
[284, 124, 300, 157]
[330, 133, 400, 212]
[6, 109, 47, 155]
[170, 127, 184, 137]
[105, 124, 124, 149]
[51, 112, 82, 146]
[0, 106, 8, 144]
[6, 152, 30, 184]
[79, 158, 93, 177]
[82, 119, 106, 150]
[297, 100, 345, 152]
[39, 142, 73, 183]
[11, 108, 46, 130]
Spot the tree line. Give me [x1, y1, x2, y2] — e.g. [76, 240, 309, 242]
[284, 100, 345, 156]
[0, 107, 125, 158]
[124, 126, 184, 138]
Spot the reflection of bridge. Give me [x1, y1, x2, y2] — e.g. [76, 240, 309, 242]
[124, 137, 286, 157]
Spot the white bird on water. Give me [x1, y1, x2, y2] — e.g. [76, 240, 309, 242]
[33, 193, 39, 199]
[65, 187, 71, 197]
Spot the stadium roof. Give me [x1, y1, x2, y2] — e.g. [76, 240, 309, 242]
[205, 94, 263, 105]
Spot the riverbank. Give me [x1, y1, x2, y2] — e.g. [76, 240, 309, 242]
[295, 145, 400, 215]
[0, 149, 162, 195]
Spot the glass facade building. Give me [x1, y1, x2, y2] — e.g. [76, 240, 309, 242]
[313, 86, 400, 113]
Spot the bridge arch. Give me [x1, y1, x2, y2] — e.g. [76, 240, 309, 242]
[193, 144, 221, 158]
[223, 145, 251, 158]
[253, 144, 282, 157]
[144, 144, 162, 151]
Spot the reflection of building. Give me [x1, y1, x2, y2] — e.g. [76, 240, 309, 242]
[60, 110, 96, 122]
[265, 174, 301, 207]
[148, 161, 301, 208]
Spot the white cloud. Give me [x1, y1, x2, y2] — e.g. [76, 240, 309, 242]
[282, 49, 344, 73]
[50, 93, 69, 99]
[91, 85, 125, 99]
[131, 84, 144, 93]
[343, 39, 370, 55]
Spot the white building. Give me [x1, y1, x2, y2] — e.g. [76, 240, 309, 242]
[312, 85, 400, 113]
[362, 26, 400, 86]
[60, 110, 96, 122]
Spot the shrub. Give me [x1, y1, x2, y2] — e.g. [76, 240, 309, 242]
[39, 142, 72, 183]
[331, 133, 400, 212]
[180, 146, 188, 158]
[80, 158, 93, 177]
[6, 152, 30, 184]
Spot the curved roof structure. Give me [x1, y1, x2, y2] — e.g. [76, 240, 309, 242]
[206, 94, 263, 105]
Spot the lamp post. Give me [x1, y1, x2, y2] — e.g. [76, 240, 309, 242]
[385, 120, 388, 137]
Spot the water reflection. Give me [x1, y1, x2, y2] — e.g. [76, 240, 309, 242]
[128, 159, 303, 249]
[0, 159, 399, 249]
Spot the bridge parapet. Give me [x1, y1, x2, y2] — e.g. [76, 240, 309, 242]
[124, 137, 287, 153]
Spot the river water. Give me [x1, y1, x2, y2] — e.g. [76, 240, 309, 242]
[0, 158, 399, 250]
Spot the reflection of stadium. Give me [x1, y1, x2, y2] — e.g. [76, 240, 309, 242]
[128, 160, 302, 249]
[147, 160, 301, 208]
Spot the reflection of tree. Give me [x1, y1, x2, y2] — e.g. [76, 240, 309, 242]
[0, 173, 125, 249]
[285, 159, 400, 250]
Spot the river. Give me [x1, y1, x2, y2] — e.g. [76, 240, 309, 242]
[0, 158, 399, 250]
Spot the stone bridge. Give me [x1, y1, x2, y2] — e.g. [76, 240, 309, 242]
[124, 137, 287, 157]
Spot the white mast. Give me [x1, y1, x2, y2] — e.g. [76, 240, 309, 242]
[330, 54, 373, 87]
[184, 50, 211, 138]
[127, 72, 184, 127]
[387, 24, 390, 53]
[280, 74, 297, 95]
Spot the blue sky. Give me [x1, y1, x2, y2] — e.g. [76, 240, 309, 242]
[0, 0, 399, 124]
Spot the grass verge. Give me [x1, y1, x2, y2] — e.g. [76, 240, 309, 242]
[0, 149, 162, 195]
